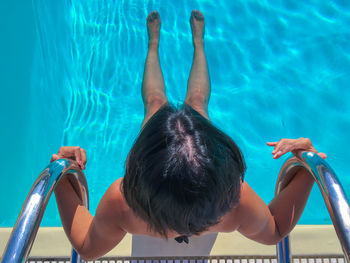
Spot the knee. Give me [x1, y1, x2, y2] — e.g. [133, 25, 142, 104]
[145, 94, 167, 113]
[146, 94, 167, 106]
[185, 93, 209, 119]
[185, 93, 208, 108]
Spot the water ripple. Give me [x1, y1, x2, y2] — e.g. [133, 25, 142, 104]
[28, 0, 350, 226]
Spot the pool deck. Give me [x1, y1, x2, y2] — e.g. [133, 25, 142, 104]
[0, 225, 343, 258]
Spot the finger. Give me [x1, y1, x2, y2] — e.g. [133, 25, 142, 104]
[266, 142, 277, 146]
[274, 140, 293, 154]
[317, 152, 327, 159]
[273, 146, 291, 159]
[80, 148, 87, 169]
[58, 146, 76, 158]
[74, 147, 82, 168]
[272, 141, 282, 154]
[50, 154, 59, 162]
[273, 150, 283, 159]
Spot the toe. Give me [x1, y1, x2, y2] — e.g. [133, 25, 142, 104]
[192, 10, 204, 20]
[147, 11, 159, 22]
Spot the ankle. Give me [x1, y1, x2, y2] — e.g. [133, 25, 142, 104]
[148, 40, 159, 49]
[193, 40, 204, 49]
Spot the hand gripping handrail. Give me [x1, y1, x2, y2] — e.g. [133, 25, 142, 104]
[0, 159, 88, 263]
[275, 152, 350, 263]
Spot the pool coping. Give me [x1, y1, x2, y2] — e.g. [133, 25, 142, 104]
[0, 225, 343, 257]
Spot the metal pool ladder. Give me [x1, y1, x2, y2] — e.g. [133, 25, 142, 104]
[275, 152, 350, 263]
[0, 159, 88, 263]
[1, 152, 350, 263]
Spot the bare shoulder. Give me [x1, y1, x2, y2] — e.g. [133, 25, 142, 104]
[208, 182, 254, 233]
[212, 182, 269, 235]
[103, 178, 153, 235]
[91, 178, 129, 234]
[235, 182, 269, 224]
[103, 178, 130, 219]
[234, 182, 279, 243]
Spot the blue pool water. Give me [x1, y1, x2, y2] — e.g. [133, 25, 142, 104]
[1, 0, 350, 227]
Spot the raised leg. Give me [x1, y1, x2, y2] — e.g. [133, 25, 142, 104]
[141, 11, 168, 127]
[184, 10, 211, 119]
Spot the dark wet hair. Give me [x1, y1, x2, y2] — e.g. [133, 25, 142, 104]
[122, 104, 246, 238]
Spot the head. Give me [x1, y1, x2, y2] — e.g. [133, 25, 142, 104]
[122, 104, 246, 238]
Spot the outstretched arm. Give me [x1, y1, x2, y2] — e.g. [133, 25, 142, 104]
[52, 147, 126, 260]
[236, 138, 326, 245]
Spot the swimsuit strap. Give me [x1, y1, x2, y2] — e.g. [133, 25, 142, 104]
[174, 235, 189, 244]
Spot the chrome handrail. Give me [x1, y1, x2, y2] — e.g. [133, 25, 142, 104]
[275, 152, 350, 263]
[0, 159, 89, 263]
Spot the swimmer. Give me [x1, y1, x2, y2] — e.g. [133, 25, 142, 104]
[52, 10, 327, 260]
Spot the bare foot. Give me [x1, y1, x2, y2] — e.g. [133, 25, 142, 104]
[190, 10, 205, 47]
[147, 11, 161, 46]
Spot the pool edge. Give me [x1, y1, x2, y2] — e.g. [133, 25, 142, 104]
[0, 225, 343, 257]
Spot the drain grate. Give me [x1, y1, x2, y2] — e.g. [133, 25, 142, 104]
[26, 255, 346, 263]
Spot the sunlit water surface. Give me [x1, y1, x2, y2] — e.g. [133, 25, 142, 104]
[2, 0, 350, 226]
